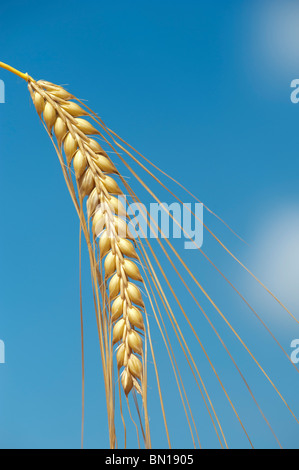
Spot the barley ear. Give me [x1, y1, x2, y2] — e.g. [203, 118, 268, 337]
[26, 78, 147, 399]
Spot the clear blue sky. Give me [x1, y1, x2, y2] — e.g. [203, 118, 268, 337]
[0, 0, 298, 449]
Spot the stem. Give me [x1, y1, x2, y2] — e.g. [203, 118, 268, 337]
[0, 61, 34, 82]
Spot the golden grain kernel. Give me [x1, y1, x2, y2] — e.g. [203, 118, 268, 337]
[73, 149, 87, 178]
[64, 133, 78, 163]
[118, 239, 138, 259]
[43, 102, 57, 131]
[126, 283, 144, 307]
[80, 168, 95, 196]
[61, 101, 87, 117]
[109, 273, 121, 299]
[127, 306, 144, 330]
[88, 138, 103, 153]
[114, 217, 133, 239]
[112, 296, 124, 322]
[121, 369, 133, 395]
[75, 118, 99, 135]
[116, 344, 126, 369]
[99, 231, 111, 257]
[104, 251, 116, 279]
[128, 330, 143, 355]
[93, 208, 104, 227]
[123, 259, 142, 282]
[33, 92, 45, 116]
[94, 154, 116, 173]
[86, 188, 99, 219]
[109, 196, 126, 216]
[93, 210, 105, 237]
[128, 354, 142, 380]
[112, 318, 125, 344]
[46, 86, 72, 100]
[54, 117, 67, 146]
[102, 175, 122, 195]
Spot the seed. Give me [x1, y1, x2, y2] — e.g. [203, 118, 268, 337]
[111, 296, 124, 322]
[104, 251, 116, 278]
[86, 188, 99, 219]
[102, 175, 122, 195]
[64, 133, 78, 163]
[112, 318, 125, 344]
[73, 149, 87, 178]
[93, 210, 105, 237]
[114, 217, 133, 239]
[109, 196, 126, 216]
[99, 231, 111, 257]
[54, 117, 67, 146]
[61, 101, 87, 117]
[118, 238, 138, 259]
[80, 168, 95, 196]
[40, 82, 72, 100]
[94, 154, 116, 173]
[127, 306, 144, 330]
[121, 369, 133, 395]
[43, 102, 56, 131]
[116, 344, 126, 368]
[123, 259, 142, 282]
[75, 118, 99, 135]
[127, 283, 144, 307]
[109, 273, 121, 299]
[128, 354, 142, 380]
[128, 330, 143, 355]
[33, 92, 45, 116]
[88, 138, 103, 153]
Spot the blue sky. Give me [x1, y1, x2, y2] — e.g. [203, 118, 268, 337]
[0, 0, 298, 449]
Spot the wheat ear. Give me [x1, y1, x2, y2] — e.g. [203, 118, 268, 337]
[28, 78, 146, 396]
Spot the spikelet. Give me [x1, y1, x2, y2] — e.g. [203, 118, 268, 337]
[33, 92, 44, 116]
[28, 79, 146, 397]
[73, 150, 87, 178]
[64, 133, 78, 163]
[43, 102, 56, 131]
[54, 117, 67, 146]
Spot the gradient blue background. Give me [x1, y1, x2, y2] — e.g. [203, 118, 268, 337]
[0, 0, 298, 449]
